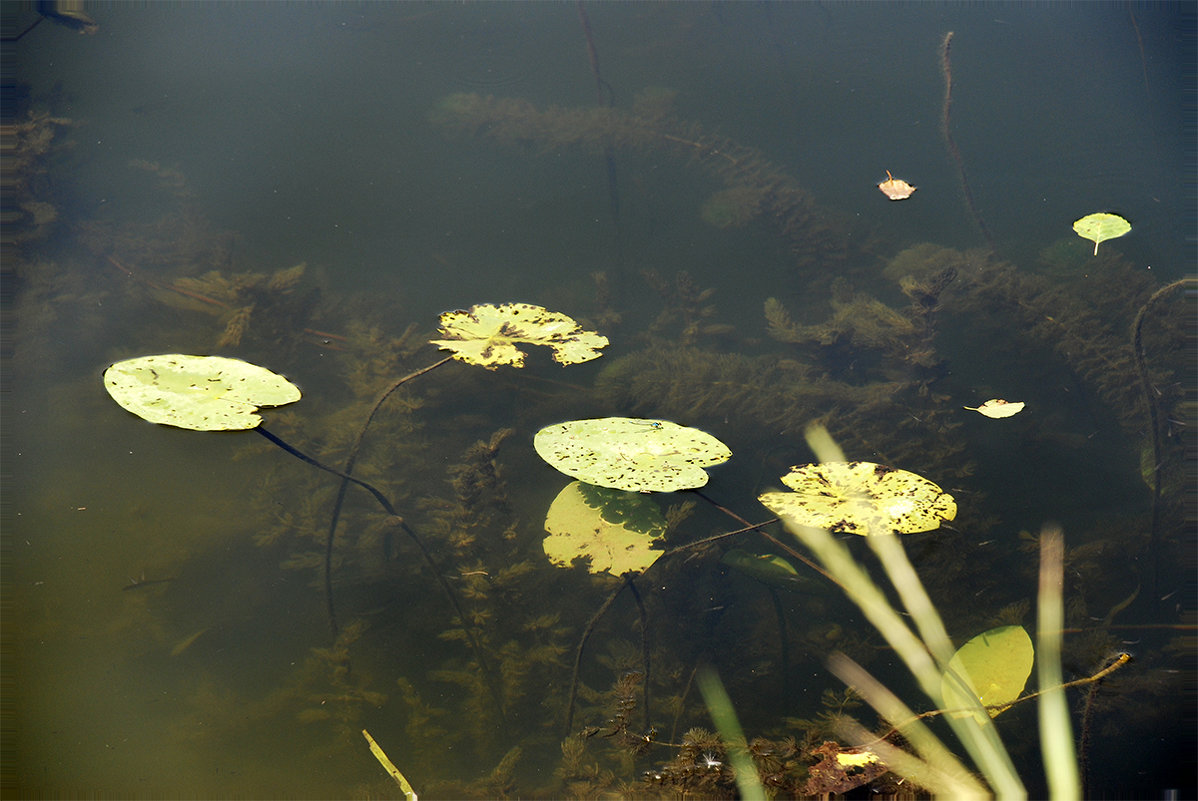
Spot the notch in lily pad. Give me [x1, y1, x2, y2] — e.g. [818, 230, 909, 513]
[102, 353, 395, 514]
[430, 302, 608, 369]
[534, 417, 732, 493]
[758, 461, 957, 536]
[104, 354, 301, 431]
[1072, 213, 1130, 256]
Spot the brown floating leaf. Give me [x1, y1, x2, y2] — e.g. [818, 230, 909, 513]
[878, 170, 917, 201]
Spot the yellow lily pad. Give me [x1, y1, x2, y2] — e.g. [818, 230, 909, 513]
[534, 417, 732, 493]
[1072, 213, 1131, 256]
[542, 481, 667, 575]
[941, 625, 1034, 722]
[963, 399, 1026, 418]
[430, 302, 608, 369]
[758, 461, 956, 536]
[103, 354, 301, 431]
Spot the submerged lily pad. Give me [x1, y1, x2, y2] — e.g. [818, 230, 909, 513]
[758, 461, 956, 536]
[941, 625, 1034, 722]
[722, 549, 811, 591]
[534, 417, 732, 493]
[542, 481, 667, 575]
[103, 354, 301, 431]
[430, 302, 608, 369]
[1072, 212, 1131, 255]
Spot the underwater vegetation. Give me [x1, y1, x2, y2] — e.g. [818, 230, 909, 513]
[13, 65, 1194, 799]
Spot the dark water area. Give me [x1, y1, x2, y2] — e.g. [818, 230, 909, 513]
[4, 2, 1194, 799]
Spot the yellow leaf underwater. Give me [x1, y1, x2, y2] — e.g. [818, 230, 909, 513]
[941, 625, 1034, 722]
[542, 481, 666, 575]
[963, 399, 1026, 418]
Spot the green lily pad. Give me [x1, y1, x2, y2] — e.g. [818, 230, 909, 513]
[542, 481, 667, 575]
[1072, 213, 1131, 256]
[721, 549, 810, 590]
[940, 625, 1034, 722]
[534, 417, 732, 493]
[758, 461, 956, 536]
[103, 354, 301, 431]
[429, 302, 608, 369]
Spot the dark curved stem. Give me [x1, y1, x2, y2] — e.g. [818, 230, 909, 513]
[254, 425, 397, 516]
[1132, 277, 1195, 601]
[626, 579, 652, 731]
[316, 355, 506, 724]
[565, 574, 633, 736]
[322, 356, 454, 635]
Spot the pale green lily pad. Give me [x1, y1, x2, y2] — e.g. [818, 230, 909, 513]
[430, 302, 608, 369]
[543, 481, 667, 575]
[722, 549, 810, 591]
[534, 417, 732, 493]
[941, 625, 1034, 722]
[103, 354, 301, 431]
[1072, 212, 1131, 255]
[758, 461, 956, 536]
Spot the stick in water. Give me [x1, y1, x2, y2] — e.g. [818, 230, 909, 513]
[940, 32, 994, 249]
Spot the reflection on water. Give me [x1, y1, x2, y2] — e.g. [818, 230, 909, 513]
[5, 3, 1194, 799]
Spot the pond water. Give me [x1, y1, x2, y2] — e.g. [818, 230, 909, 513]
[5, 2, 1194, 799]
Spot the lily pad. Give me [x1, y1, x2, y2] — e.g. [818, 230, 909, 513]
[758, 461, 956, 536]
[963, 399, 1026, 418]
[722, 549, 809, 590]
[103, 354, 301, 431]
[542, 481, 667, 575]
[430, 302, 608, 369]
[534, 417, 732, 493]
[1072, 213, 1131, 255]
[940, 625, 1034, 722]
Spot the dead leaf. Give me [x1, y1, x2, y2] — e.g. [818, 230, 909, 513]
[963, 399, 1026, 418]
[878, 170, 917, 201]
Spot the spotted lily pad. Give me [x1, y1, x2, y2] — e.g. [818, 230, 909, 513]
[103, 354, 301, 431]
[534, 417, 732, 493]
[758, 461, 956, 536]
[429, 302, 608, 369]
[542, 481, 667, 575]
[940, 625, 1034, 722]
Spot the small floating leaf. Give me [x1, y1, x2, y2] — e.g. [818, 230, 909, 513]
[542, 481, 666, 575]
[534, 417, 732, 493]
[1072, 212, 1131, 255]
[758, 461, 956, 536]
[430, 302, 608, 369]
[940, 625, 1034, 722]
[103, 354, 301, 431]
[878, 170, 917, 201]
[963, 399, 1026, 418]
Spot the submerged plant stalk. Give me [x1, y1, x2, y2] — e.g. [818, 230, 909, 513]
[1037, 525, 1079, 800]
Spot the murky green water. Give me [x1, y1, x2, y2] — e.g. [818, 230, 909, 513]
[5, 3, 1194, 799]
